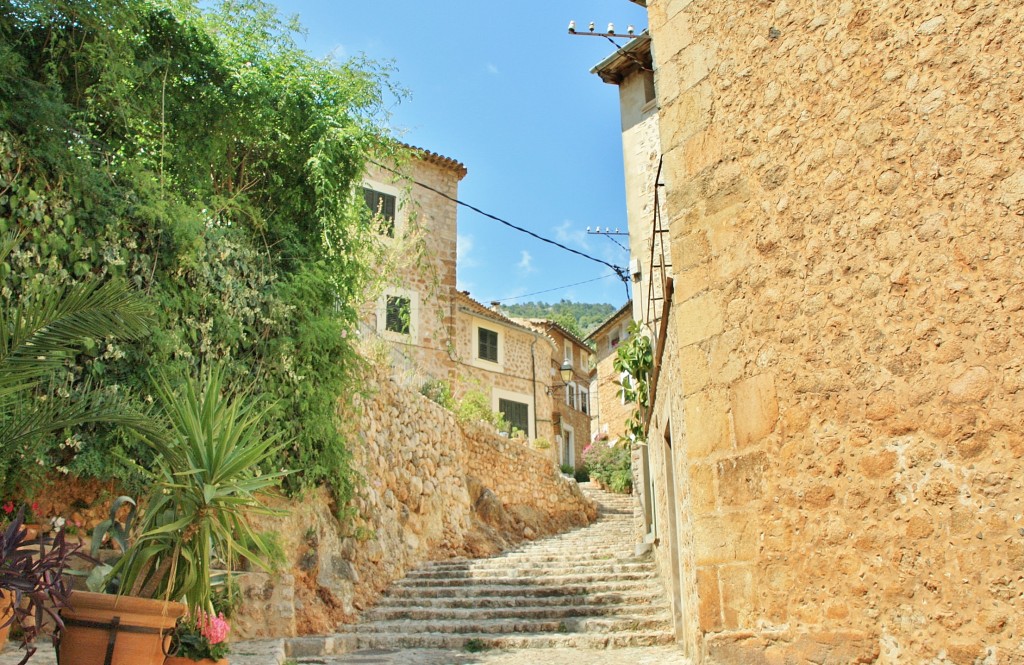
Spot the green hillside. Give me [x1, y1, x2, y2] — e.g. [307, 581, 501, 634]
[503, 300, 617, 338]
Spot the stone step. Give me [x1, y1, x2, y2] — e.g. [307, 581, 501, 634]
[341, 614, 673, 636]
[347, 630, 676, 650]
[385, 579, 665, 600]
[375, 588, 663, 610]
[363, 602, 664, 622]
[423, 552, 644, 568]
[392, 570, 657, 589]
[405, 561, 655, 579]
[461, 543, 639, 559]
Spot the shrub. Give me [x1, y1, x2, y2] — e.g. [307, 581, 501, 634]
[559, 464, 574, 475]
[574, 468, 590, 483]
[420, 379, 454, 409]
[583, 443, 633, 494]
[455, 389, 510, 433]
[532, 437, 551, 450]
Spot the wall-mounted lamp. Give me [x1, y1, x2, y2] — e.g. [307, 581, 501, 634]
[545, 360, 575, 395]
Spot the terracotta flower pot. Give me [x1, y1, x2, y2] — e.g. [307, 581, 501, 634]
[165, 657, 228, 665]
[0, 589, 12, 651]
[59, 590, 186, 665]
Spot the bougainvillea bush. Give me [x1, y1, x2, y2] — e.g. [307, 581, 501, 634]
[582, 443, 632, 494]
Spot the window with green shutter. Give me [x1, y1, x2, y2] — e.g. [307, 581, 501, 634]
[478, 327, 498, 362]
[498, 398, 529, 436]
[363, 187, 397, 237]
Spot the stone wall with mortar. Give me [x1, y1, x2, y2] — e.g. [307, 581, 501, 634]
[235, 370, 594, 638]
[452, 303, 557, 443]
[361, 156, 461, 387]
[643, 0, 1024, 662]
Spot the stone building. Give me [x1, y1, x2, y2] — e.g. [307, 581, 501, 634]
[586, 301, 634, 445]
[518, 319, 594, 470]
[451, 292, 557, 444]
[361, 147, 466, 385]
[597, 1, 1024, 663]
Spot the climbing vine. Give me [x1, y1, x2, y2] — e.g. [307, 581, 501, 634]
[612, 321, 653, 443]
[0, 0, 402, 503]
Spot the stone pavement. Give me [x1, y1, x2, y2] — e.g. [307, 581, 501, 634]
[0, 642, 692, 665]
[291, 646, 692, 665]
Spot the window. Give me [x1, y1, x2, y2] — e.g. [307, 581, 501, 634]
[609, 327, 621, 350]
[385, 296, 411, 334]
[478, 327, 499, 362]
[566, 382, 577, 409]
[363, 187, 397, 237]
[498, 398, 529, 436]
[642, 70, 657, 105]
[620, 371, 633, 405]
[564, 342, 573, 365]
[579, 387, 589, 415]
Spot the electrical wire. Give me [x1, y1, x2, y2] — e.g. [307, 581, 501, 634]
[489, 272, 621, 303]
[368, 160, 630, 291]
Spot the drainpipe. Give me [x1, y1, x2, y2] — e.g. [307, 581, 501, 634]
[530, 336, 538, 440]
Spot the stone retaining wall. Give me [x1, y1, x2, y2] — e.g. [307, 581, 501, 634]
[235, 371, 595, 638]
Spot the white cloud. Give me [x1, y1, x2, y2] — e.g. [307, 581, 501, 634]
[517, 250, 534, 273]
[554, 220, 591, 251]
[457, 234, 480, 267]
[486, 63, 499, 75]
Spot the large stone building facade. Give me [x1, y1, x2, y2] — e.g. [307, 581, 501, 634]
[451, 292, 557, 443]
[361, 148, 465, 385]
[587, 302, 634, 445]
[606, 1, 1024, 663]
[518, 319, 594, 470]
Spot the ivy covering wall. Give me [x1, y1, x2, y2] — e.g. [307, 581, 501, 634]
[0, 0, 399, 502]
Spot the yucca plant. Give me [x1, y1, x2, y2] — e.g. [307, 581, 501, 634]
[106, 365, 289, 613]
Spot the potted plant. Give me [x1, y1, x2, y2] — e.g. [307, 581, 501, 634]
[60, 366, 288, 665]
[166, 609, 231, 665]
[0, 506, 84, 665]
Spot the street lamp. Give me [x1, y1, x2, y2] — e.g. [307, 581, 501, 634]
[546, 360, 575, 394]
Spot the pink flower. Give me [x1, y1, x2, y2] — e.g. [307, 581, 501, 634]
[199, 611, 230, 645]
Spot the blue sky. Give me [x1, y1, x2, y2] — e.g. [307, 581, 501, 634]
[269, 0, 646, 308]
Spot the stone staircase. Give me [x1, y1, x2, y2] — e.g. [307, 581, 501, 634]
[329, 484, 676, 652]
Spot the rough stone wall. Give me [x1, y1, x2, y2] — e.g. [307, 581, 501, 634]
[645, 0, 1024, 662]
[235, 371, 594, 638]
[462, 417, 595, 526]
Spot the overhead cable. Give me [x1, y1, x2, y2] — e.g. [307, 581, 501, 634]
[368, 160, 630, 288]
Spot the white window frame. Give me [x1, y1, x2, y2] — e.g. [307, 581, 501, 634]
[376, 288, 419, 341]
[361, 178, 403, 239]
[566, 381, 578, 409]
[492, 387, 534, 439]
[471, 318, 505, 370]
[563, 341, 573, 366]
[561, 423, 575, 467]
[620, 370, 632, 406]
[468, 315, 505, 368]
[579, 386, 589, 415]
